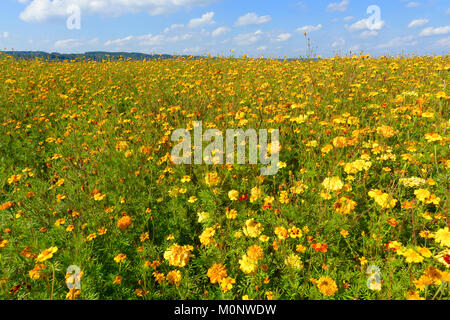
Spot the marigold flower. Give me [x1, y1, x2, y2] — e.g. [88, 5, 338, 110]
[166, 270, 182, 286]
[117, 215, 132, 229]
[163, 244, 194, 267]
[317, 276, 338, 296]
[207, 263, 227, 284]
[114, 253, 127, 263]
[36, 246, 58, 262]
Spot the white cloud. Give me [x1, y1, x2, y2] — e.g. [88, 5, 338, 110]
[54, 38, 83, 50]
[406, 2, 421, 8]
[275, 33, 292, 42]
[331, 38, 345, 47]
[257, 45, 267, 51]
[233, 30, 264, 45]
[296, 24, 322, 33]
[235, 13, 271, 27]
[420, 26, 450, 36]
[376, 36, 417, 49]
[188, 12, 215, 28]
[3, 31, 9, 38]
[18, 0, 215, 22]
[348, 18, 384, 32]
[104, 35, 134, 47]
[211, 26, 231, 37]
[164, 24, 184, 33]
[183, 46, 201, 54]
[436, 36, 450, 48]
[360, 30, 378, 38]
[349, 44, 360, 52]
[343, 16, 354, 21]
[104, 31, 193, 48]
[326, 0, 349, 12]
[408, 19, 429, 28]
[446, 8, 450, 15]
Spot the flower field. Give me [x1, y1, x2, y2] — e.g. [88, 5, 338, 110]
[0, 52, 449, 300]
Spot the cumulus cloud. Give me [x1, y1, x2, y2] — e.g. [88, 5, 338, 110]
[331, 38, 345, 47]
[18, 0, 215, 22]
[235, 13, 271, 27]
[405, 2, 421, 8]
[104, 31, 193, 48]
[296, 24, 322, 33]
[188, 12, 215, 28]
[360, 30, 378, 38]
[54, 38, 97, 51]
[326, 0, 349, 12]
[419, 26, 450, 36]
[436, 36, 450, 48]
[376, 36, 417, 49]
[347, 18, 384, 32]
[233, 30, 264, 45]
[275, 33, 292, 42]
[408, 19, 429, 28]
[211, 26, 231, 37]
[164, 24, 184, 33]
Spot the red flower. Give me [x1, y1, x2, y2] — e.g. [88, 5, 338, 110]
[444, 254, 450, 265]
[312, 243, 327, 253]
[239, 194, 248, 201]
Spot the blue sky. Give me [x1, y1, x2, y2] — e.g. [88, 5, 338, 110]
[0, 0, 449, 57]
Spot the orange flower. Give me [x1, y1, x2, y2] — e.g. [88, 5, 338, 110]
[117, 215, 132, 229]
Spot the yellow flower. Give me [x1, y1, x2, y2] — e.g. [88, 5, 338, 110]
[414, 189, 431, 203]
[114, 253, 127, 263]
[36, 246, 58, 262]
[205, 172, 221, 187]
[93, 192, 106, 201]
[225, 208, 237, 219]
[435, 228, 450, 248]
[406, 291, 425, 300]
[249, 186, 262, 203]
[403, 249, 424, 263]
[274, 226, 289, 241]
[321, 144, 333, 154]
[322, 176, 344, 192]
[166, 270, 182, 286]
[54, 218, 65, 226]
[368, 189, 397, 209]
[239, 254, 258, 274]
[66, 289, 81, 300]
[359, 256, 368, 266]
[163, 244, 194, 267]
[333, 196, 357, 215]
[243, 218, 264, 238]
[113, 276, 123, 284]
[284, 254, 303, 270]
[220, 277, 235, 293]
[199, 227, 215, 246]
[317, 276, 338, 296]
[376, 125, 396, 138]
[29, 264, 46, 280]
[424, 132, 443, 142]
[117, 215, 132, 229]
[247, 245, 264, 261]
[207, 263, 227, 284]
[228, 190, 239, 201]
[340, 229, 349, 238]
[416, 246, 432, 258]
